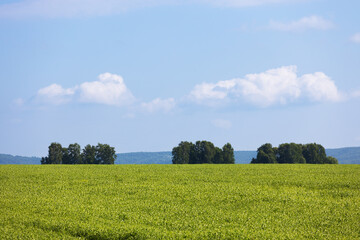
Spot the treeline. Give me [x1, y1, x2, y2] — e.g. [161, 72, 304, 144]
[251, 143, 338, 164]
[172, 141, 235, 164]
[41, 142, 116, 164]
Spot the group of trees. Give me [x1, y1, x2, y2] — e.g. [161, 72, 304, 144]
[251, 143, 338, 164]
[41, 143, 117, 164]
[172, 141, 235, 164]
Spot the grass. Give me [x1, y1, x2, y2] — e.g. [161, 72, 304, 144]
[0, 164, 359, 239]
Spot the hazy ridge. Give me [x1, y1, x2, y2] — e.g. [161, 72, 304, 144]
[1, 147, 359, 164]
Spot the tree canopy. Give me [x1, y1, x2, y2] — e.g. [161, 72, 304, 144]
[277, 143, 306, 164]
[172, 141, 234, 164]
[82, 144, 97, 164]
[250, 143, 276, 164]
[41, 142, 62, 164]
[251, 143, 338, 164]
[41, 143, 116, 164]
[95, 143, 117, 164]
[62, 143, 82, 164]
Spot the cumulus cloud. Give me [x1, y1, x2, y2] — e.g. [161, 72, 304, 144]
[37, 83, 76, 105]
[36, 73, 134, 106]
[189, 66, 342, 107]
[300, 72, 342, 102]
[33, 68, 344, 110]
[0, 0, 307, 19]
[269, 15, 334, 32]
[190, 80, 236, 101]
[141, 98, 176, 113]
[237, 65, 301, 106]
[350, 33, 360, 44]
[79, 73, 134, 106]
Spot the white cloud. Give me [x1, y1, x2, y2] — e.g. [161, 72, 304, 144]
[37, 83, 76, 105]
[35, 74, 176, 113]
[79, 73, 134, 106]
[269, 15, 334, 32]
[350, 33, 360, 44]
[0, 0, 308, 19]
[189, 65, 342, 107]
[141, 98, 176, 113]
[300, 72, 342, 102]
[35, 73, 134, 106]
[212, 119, 232, 129]
[190, 81, 235, 101]
[237, 65, 301, 106]
[32, 68, 344, 110]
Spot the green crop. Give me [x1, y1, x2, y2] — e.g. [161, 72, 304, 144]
[0, 165, 359, 239]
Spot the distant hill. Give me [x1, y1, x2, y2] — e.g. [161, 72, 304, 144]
[116, 151, 257, 164]
[234, 151, 257, 164]
[0, 154, 41, 165]
[326, 147, 360, 164]
[116, 152, 172, 164]
[116, 148, 360, 164]
[1, 147, 360, 164]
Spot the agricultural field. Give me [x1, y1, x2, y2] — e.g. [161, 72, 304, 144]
[0, 165, 359, 239]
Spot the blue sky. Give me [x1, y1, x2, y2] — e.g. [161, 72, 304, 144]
[1, 0, 360, 156]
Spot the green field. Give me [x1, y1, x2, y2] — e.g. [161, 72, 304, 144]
[1, 165, 359, 239]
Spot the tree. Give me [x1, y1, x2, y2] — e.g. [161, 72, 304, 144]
[95, 143, 117, 164]
[68, 143, 82, 164]
[189, 141, 216, 164]
[172, 141, 193, 164]
[40, 156, 49, 164]
[213, 147, 224, 164]
[42, 142, 117, 164]
[302, 143, 327, 164]
[61, 144, 82, 164]
[324, 156, 338, 164]
[277, 143, 305, 164]
[251, 142, 338, 164]
[189, 141, 201, 164]
[82, 144, 96, 164]
[251, 143, 276, 164]
[201, 141, 216, 164]
[41, 142, 63, 164]
[172, 140, 235, 164]
[62, 147, 71, 164]
[222, 143, 235, 164]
